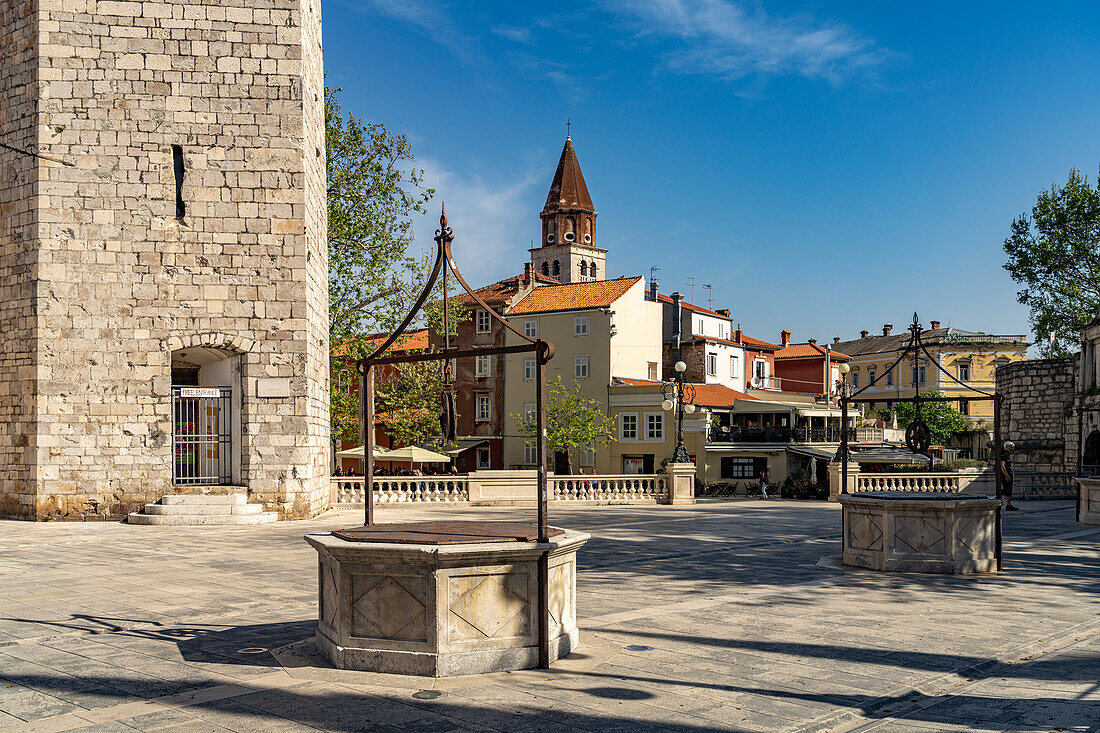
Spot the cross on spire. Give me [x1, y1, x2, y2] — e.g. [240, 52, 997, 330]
[566, 118, 571, 139]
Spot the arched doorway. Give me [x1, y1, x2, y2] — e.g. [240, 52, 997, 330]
[171, 346, 242, 486]
[1084, 430, 1100, 469]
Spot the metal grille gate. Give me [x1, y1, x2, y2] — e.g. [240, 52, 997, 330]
[172, 386, 233, 485]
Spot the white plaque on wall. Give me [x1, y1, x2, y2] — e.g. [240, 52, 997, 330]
[180, 387, 223, 398]
[256, 377, 291, 398]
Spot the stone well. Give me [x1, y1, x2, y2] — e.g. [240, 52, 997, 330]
[1077, 478, 1100, 526]
[305, 523, 589, 677]
[838, 492, 1000, 574]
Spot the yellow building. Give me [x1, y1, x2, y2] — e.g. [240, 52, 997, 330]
[501, 276, 663, 472]
[606, 379, 711, 475]
[833, 321, 1029, 423]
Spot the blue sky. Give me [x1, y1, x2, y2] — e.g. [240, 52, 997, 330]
[323, 0, 1100, 346]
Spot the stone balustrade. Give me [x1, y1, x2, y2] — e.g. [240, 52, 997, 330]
[550, 475, 669, 503]
[332, 477, 469, 505]
[856, 473, 962, 493]
[330, 472, 671, 506]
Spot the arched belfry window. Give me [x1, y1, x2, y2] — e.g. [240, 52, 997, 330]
[590, 261, 597, 278]
[579, 261, 588, 278]
[541, 261, 550, 276]
[552, 260, 560, 276]
[564, 217, 576, 242]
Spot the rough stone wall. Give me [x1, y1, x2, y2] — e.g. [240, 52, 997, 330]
[0, 0, 40, 519]
[996, 358, 1076, 465]
[297, 0, 330, 517]
[4, 0, 329, 520]
[663, 342, 706, 383]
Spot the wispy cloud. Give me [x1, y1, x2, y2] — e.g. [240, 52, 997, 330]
[605, 0, 888, 84]
[491, 24, 535, 45]
[412, 158, 544, 285]
[355, 0, 480, 63]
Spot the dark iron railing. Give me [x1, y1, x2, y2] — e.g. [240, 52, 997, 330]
[712, 426, 855, 444]
[172, 386, 233, 485]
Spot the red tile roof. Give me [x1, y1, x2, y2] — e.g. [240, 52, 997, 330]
[737, 334, 781, 350]
[612, 377, 663, 386]
[332, 329, 429, 358]
[611, 378, 755, 408]
[460, 272, 558, 306]
[694, 335, 740, 347]
[508, 277, 642, 315]
[776, 343, 851, 360]
[690, 383, 756, 407]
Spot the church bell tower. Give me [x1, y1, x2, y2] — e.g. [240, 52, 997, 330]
[529, 137, 606, 284]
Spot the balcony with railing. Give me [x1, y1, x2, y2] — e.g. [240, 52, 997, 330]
[748, 375, 783, 391]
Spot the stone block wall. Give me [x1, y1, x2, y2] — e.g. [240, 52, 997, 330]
[1, 0, 329, 520]
[996, 358, 1076, 466]
[0, 0, 40, 519]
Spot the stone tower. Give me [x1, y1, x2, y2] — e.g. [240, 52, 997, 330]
[529, 137, 606, 284]
[0, 0, 329, 520]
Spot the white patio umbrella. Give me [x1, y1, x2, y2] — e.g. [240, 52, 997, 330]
[334, 445, 386, 459]
[374, 445, 451, 464]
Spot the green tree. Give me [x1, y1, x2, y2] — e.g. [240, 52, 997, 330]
[373, 295, 470, 450]
[893, 392, 972, 446]
[1004, 166, 1100, 357]
[326, 84, 434, 447]
[375, 359, 444, 449]
[511, 377, 617, 474]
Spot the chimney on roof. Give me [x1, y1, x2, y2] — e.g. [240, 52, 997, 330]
[671, 292, 684, 361]
[833, 337, 840, 344]
[780, 330, 791, 347]
[860, 330, 869, 339]
[808, 338, 817, 345]
[735, 327, 743, 342]
[883, 324, 893, 336]
[930, 320, 940, 330]
[523, 262, 532, 287]
[649, 279, 659, 302]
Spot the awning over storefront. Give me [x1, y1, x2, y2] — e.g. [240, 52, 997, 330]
[787, 445, 838, 460]
[794, 407, 846, 418]
[731, 399, 794, 414]
[851, 446, 939, 464]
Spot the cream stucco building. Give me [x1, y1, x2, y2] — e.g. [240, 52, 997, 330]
[501, 277, 661, 472]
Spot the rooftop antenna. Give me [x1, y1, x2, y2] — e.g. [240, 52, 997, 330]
[686, 276, 695, 303]
[649, 266, 660, 287]
[703, 284, 712, 311]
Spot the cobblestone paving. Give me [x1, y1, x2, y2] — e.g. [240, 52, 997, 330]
[1, 499, 1097, 732]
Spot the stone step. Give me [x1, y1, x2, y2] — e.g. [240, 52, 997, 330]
[126, 511, 279, 526]
[141, 502, 265, 516]
[159, 493, 248, 506]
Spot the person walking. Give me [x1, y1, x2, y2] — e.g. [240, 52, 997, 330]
[1001, 441, 1019, 511]
[759, 467, 770, 499]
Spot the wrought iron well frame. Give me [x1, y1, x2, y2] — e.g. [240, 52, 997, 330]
[838, 313, 1005, 570]
[354, 205, 558, 665]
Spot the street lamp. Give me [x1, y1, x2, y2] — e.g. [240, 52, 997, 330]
[835, 362, 852, 444]
[836, 361, 851, 400]
[662, 360, 697, 464]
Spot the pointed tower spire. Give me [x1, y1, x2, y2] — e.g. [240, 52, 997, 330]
[531, 137, 605, 285]
[543, 137, 594, 215]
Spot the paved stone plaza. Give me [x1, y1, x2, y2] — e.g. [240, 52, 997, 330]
[1, 500, 1097, 732]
